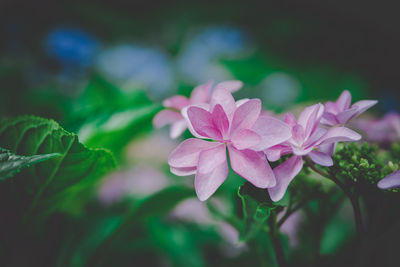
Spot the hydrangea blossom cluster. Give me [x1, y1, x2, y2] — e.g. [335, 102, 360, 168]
[154, 82, 378, 201]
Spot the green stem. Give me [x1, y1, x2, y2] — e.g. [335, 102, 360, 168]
[305, 157, 365, 237]
[268, 212, 287, 267]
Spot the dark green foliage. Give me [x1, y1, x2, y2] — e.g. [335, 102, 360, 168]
[237, 182, 278, 241]
[0, 147, 60, 180]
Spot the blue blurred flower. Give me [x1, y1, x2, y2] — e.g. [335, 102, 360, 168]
[45, 28, 99, 68]
[260, 72, 301, 108]
[96, 44, 174, 98]
[176, 26, 252, 84]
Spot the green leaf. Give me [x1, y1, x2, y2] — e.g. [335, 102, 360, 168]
[237, 182, 277, 241]
[0, 147, 60, 180]
[0, 115, 116, 217]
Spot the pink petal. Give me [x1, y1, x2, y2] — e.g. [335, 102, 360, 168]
[153, 109, 182, 128]
[324, 101, 339, 114]
[318, 142, 336, 156]
[349, 100, 378, 119]
[231, 129, 261, 150]
[230, 99, 261, 135]
[212, 104, 230, 137]
[214, 80, 243, 93]
[210, 88, 237, 120]
[316, 127, 361, 146]
[321, 112, 339, 126]
[195, 159, 228, 201]
[268, 156, 303, 202]
[336, 90, 352, 111]
[298, 104, 324, 139]
[377, 170, 400, 190]
[336, 107, 359, 124]
[168, 139, 219, 168]
[228, 145, 276, 188]
[308, 151, 333, 166]
[265, 144, 292, 162]
[197, 143, 227, 174]
[284, 113, 297, 127]
[163, 95, 190, 110]
[251, 116, 292, 151]
[170, 119, 187, 139]
[305, 104, 324, 139]
[291, 125, 305, 145]
[190, 81, 213, 104]
[171, 166, 197, 176]
[291, 145, 314, 156]
[187, 106, 222, 140]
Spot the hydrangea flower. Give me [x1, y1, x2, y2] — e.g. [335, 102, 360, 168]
[168, 88, 291, 201]
[153, 80, 243, 139]
[266, 104, 362, 201]
[321, 90, 378, 126]
[354, 112, 400, 143]
[378, 170, 400, 190]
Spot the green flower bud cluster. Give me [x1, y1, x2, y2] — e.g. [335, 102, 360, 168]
[330, 142, 384, 186]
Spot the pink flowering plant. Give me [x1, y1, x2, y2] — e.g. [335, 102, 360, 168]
[154, 82, 400, 266]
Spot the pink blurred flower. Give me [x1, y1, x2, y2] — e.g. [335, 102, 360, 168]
[266, 104, 362, 201]
[153, 80, 243, 138]
[378, 170, 400, 190]
[354, 112, 400, 143]
[98, 166, 169, 205]
[321, 90, 377, 126]
[168, 88, 291, 201]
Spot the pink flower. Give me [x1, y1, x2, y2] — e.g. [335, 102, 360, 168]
[321, 90, 377, 126]
[168, 88, 291, 201]
[153, 80, 243, 138]
[266, 104, 362, 201]
[354, 112, 400, 143]
[378, 170, 400, 190]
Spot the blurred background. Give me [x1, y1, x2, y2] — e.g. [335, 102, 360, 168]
[1, 0, 399, 266]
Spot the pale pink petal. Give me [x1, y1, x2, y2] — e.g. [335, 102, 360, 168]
[291, 125, 305, 145]
[171, 166, 197, 176]
[316, 127, 361, 146]
[336, 90, 352, 111]
[197, 143, 227, 174]
[308, 151, 333, 166]
[170, 119, 187, 139]
[214, 80, 243, 93]
[318, 142, 336, 156]
[350, 100, 378, 118]
[235, 98, 249, 107]
[163, 95, 190, 109]
[303, 128, 327, 148]
[291, 145, 314, 156]
[190, 81, 213, 104]
[231, 129, 261, 150]
[378, 170, 400, 190]
[298, 104, 324, 136]
[268, 156, 303, 202]
[187, 106, 222, 140]
[210, 88, 237, 120]
[321, 112, 339, 126]
[324, 101, 339, 114]
[195, 159, 228, 201]
[265, 145, 292, 162]
[212, 104, 230, 137]
[304, 104, 324, 139]
[153, 110, 182, 128]
[336, 107, 359, 124]
[168, 138, 219, 168]
[251, 116, 292, 151]
[284, 113, 297, 127]
[228, 145, 276, 188]
[230, 99, 261, 135]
